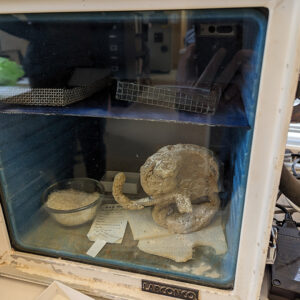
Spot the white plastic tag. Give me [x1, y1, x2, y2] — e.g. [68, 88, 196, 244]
[86, 239, 107, 257]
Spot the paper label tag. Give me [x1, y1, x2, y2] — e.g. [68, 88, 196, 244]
[86, 239, 107, 257]
[127, 208, 170, 240]
[87, 204, 127, 243]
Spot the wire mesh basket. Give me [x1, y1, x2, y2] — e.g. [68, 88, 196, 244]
[115, 81, 221, 114]
[0, 80, 107, 107]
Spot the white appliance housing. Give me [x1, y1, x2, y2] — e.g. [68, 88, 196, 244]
[0, 1, 300, 299]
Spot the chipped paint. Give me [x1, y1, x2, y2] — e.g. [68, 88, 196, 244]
[0, 251, 11, 265]
[0, 251, 236, 300]
[1, 254, 138, 300]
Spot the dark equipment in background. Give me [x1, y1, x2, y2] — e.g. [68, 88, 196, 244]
[270, 203, 300, 299]
[270, 153, 300, 300]
[195, 22, 242, 81]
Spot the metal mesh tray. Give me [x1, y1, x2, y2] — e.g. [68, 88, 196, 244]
[0, 80, 107, 106]
[116, 81, 221, 114]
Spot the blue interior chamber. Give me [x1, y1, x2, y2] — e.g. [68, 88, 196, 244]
[0, 8, 267, 289]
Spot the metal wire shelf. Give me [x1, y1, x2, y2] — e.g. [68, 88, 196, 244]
[0, 80, 107, 107]
[116, 81, 221, 114]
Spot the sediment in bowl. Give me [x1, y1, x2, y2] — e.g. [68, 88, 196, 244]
[49, 202, 99, 226]
[43, 178, 104, 226]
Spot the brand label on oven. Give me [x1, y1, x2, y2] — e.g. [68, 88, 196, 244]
[142, 280, 199, 299]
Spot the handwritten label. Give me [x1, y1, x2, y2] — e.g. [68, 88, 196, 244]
[86, 203, 128, 258]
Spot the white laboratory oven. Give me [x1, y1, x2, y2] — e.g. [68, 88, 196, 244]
[0, 1, 300, 300]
